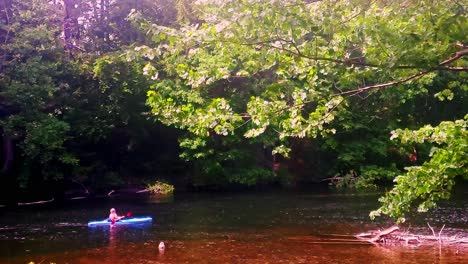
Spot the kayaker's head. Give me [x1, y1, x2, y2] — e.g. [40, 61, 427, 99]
[110, 208, 116, 213]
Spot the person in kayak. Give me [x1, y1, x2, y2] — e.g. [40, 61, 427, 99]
[109, 208, 124, 224]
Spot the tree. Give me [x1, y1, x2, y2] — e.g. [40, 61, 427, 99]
[0, 0, 78, 189]
[128, 0, 467, 217]
[0, 0, 187, 199]
[62, 0, 179, 53]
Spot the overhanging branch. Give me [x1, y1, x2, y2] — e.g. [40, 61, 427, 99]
[335, 49, 468, 97]
[233, 38, 468, 71]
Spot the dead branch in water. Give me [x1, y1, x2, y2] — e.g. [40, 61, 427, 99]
[18, 198, 54, 206]
[369, 226, 400, 243]
[286, 235, 371, 245]
[69, 196, 87, 200]
[356, 224, 468, 246]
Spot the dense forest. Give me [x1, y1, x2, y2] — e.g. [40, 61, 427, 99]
[0, 0, 466, 222]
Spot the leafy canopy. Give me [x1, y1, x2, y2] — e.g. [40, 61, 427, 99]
[126, 0, 467, 217]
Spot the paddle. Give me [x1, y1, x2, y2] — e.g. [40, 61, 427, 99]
[111, 211, 132, 225]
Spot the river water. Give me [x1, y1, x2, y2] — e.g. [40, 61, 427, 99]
[0, 189, 467, 263]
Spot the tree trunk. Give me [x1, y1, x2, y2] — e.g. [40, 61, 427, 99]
[1, 135, 13, 173]
[0, 0, 13, 73]
[63, 0, 80, 52]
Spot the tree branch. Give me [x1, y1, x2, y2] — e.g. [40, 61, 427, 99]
[268, 40, 378, 67]
[227, 37, 468, 71]
[335, 49, 468, 97]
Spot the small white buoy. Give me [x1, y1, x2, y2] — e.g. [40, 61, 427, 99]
[158, 241, 165, 252]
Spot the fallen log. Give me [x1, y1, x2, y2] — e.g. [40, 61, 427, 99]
[368, 226, 400, 243]
[356, 226, 400, 241]
[356, 224, 468, 247]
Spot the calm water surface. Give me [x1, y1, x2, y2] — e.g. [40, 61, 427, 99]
[0, 189, 467, 263]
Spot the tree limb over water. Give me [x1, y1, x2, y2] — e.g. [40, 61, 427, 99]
[337, 49, 468, 97]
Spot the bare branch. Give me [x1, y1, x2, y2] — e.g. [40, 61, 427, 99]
[428, 223, 437, 237]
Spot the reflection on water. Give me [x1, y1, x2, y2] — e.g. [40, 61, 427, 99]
[0, 190, 467, 263]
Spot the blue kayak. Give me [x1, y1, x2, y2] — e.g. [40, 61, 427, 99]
[88, 216, 153, 227]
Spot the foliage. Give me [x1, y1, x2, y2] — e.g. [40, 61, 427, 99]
[333, 165, 399, 190]
[0, 0, 184, 195]
[61, 0, 178, 53]
[147, 180, 175, 195]
[0, 0, 78, 186]
[370, 117, 467, 223]
[186, 136, 275, 186]
[0, 0, 466, 222]
[127, 0, 466, 189]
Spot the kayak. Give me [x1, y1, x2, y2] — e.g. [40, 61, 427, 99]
[87, 216, 153, 227]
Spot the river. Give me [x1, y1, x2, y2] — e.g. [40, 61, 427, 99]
[0, 189, 467, 263]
